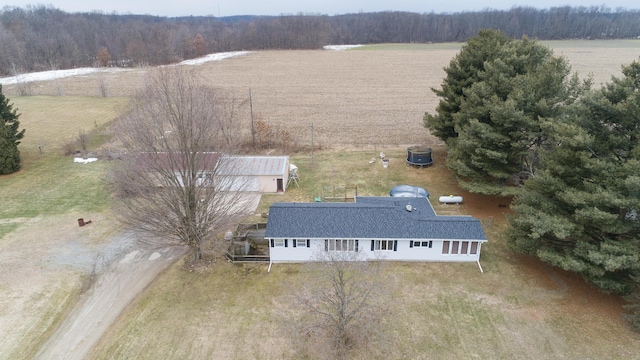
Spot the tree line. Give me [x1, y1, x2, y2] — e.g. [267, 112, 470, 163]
[1, 5, 640, 75]
[425, 29, 640, 330]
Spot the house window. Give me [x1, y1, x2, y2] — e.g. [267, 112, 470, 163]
[295, 239, 308, 248]
[441, 241, 480, 255]
[442, 241, 450, 254]
[325, 239, 358, 252]
[412, 241, 432, 248]
[451, 241, 460, 254]
[470, 242, 479, 254]
[273, 239, 285, 247]
[374, 240, 395, 251]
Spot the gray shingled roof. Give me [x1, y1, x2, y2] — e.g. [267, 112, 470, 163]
[264, 197, 487, 241]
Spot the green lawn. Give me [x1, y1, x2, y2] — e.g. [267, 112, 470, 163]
[12, 96, 128, 152]
[1, 96, 126, 221]
[0, 154, 112, 218]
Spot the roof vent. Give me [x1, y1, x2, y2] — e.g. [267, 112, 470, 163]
[406, 204, 413, 212]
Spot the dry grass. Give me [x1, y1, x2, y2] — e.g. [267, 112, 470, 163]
[0, 96, 125, 357]
[11, 96, 129, 156]
[88, 147, 640, 359]
[2, 41, 640, 359]
[0, 214, 116, 359]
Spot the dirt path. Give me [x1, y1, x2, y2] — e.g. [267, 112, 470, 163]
[29, 193, 261, 359]
[35, 241, 186, 360]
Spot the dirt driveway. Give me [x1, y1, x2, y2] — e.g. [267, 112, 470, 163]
[0, 193, 261, 359]
[35, 240, 186, 360]
[0, 213, 181, 359]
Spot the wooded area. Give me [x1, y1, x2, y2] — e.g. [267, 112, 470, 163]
[424, 29, 640, 330]
[1, 5, 640, 75]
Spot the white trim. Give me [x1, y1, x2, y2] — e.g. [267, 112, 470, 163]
[269, 238, 485, 263]
[373, 239, 395, 251]
[325, 239, 359, 252]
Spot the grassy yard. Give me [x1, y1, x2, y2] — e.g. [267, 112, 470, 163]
[88, 147, 640, 359]
[0, 155, 112, 218]
[12, 96, 129, 153]
[0, 96, 125, 358]
[1, 96, 127, 220]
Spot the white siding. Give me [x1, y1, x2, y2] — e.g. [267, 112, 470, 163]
[268, 238, 317, 262]
[269, 238, 484, 263]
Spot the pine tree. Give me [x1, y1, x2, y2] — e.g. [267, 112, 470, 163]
[424, 29, 510, 142]
[509, 60, 640, 295]
[425, 29, 589, 195]
[0, 85, 24, 175]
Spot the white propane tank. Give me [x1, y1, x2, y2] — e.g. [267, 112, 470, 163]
[439, 195, 463, 204]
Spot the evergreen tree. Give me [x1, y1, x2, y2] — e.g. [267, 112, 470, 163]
[0, 84, 24, 174]
[425, 29, 588, 195]
[0, 124, 21, 174]
[424, 29, 510, 142]
[509, 60, 640, 295]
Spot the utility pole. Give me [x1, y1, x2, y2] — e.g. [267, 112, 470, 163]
[249, 89, 255, 147]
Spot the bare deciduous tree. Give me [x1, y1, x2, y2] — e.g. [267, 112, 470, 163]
[110, 67, 251, 262]
[283, 250, 391, 359]
[10, 63, 32, 96]
[254, 116, 272, 148]
[96, 74, 109, 97]
[76, 129, 88, 153]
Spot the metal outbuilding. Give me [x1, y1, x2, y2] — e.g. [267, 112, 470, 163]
[223, 156, 290, 193]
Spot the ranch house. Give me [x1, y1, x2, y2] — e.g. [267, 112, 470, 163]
[264, 196, 487, 270]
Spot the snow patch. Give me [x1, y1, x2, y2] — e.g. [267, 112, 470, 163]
[323, 45, 363, 51]
[0, 67, 130, 85]
[178, 51, 251, 66]
[74, 157, 98, 164]
[148, 252, 162, 261]
[0, 51, 250, 85]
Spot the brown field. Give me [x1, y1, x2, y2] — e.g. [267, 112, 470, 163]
[5, 40, 638, 148]
[2, 41, 640, 359]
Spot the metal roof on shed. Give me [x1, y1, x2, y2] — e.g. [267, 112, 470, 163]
[224, 156, 288, 176]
